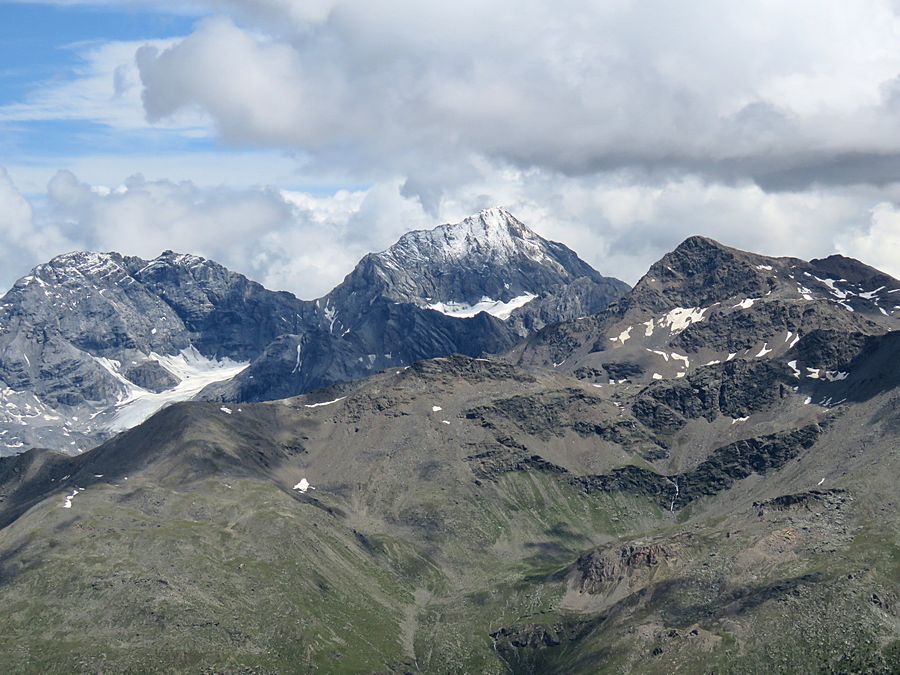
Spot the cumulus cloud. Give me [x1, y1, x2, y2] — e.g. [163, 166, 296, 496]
[40, 170, 378, 297]
[2, 163, 898, 303]
[0, 169, 73, 274]
[836, 202, 900, 279]
[134, 0, 900, 195]
[0, 167, 435, 298]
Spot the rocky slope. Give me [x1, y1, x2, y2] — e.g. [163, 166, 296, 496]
[513, 236, 898, 388]
[0, 210, 627, 455]
[0, 250, 310, 454]
[0, 334, 896, 672]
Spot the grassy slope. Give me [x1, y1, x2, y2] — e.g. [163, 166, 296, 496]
[0, 358, 896, 673]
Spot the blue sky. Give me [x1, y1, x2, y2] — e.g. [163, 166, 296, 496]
[0, 4, 193, 102]
[0, 0, 899, 298]
[0, 3, 194, 152]
[0, 1, 322, 197]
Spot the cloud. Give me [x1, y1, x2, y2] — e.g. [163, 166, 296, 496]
[0, 168, 73, 274]
[0, 167, 433, 298]
[133, 1, 900, 192]
[3, 162, 898, 305]
[4, 1, 900, 295]
[136, 19, 316, 145]
[836, 202, 900, 279]
[0, 38, 206, 134]
[420, 166, 900, 284]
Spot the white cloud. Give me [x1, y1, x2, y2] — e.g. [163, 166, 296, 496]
[3, 163, 899, 304]
[3, 1, 900, 294]
[836, 203, 900, 279]
[0, 168, 74, 274]
[132, 1, 900, 192]
[417, 166, 900, 285]
[0, 38, 207, 134]
[3, 150, 309, 197]
[0, 167, 431, 298]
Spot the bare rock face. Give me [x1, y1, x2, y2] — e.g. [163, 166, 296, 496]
[576, 542, 678, 594]
[0, 251, 313, 453]
[205, 209, 628, 404]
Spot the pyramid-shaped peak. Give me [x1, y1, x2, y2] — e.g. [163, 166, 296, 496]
[630, 235, 779, 312]
[446, 207, 536, 242]
[382, 208, 547, 265]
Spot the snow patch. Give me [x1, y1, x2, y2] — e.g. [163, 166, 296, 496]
[62, 488, 81, 509]
[304, 396, 346, 408]
[733, 298, 756, 310]
[659, 306, 707, 333]
[426, 293, 537, 320]
[670, 353, 690, 368]
[809, 275, 849, 299]
[610, 326, 633, 345]
[858, 286, 885, 299]
[293, 478, 314, 493]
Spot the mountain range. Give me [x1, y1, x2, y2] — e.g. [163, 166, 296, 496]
[0, 210, 897, 673]
[0, 208, 627, 455]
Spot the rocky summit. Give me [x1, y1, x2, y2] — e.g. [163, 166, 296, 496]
[205, 208, 628, 405]
[0, 223, 897, 673]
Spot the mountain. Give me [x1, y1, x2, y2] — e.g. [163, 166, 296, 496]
[203, 208, 628, 403]
[325, 207, 627, 330]
[514, 235, 898, 387]
[0, 250, 311, 454]
[0, 210, 628, 455]
[0, 234, 896, 672]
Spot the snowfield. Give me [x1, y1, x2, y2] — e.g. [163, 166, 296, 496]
[103, 347, 249, 432]
[426, 293, 537, 320]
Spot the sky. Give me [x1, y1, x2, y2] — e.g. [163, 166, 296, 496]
[2, 0, 900, 299]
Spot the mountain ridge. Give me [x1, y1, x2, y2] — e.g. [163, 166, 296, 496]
[0, 208, 628, 454]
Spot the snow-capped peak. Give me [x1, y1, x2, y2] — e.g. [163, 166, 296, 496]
[10, 252, 130, 292]
[17, 250, 213, 291]
[381, 207, 553, 267]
